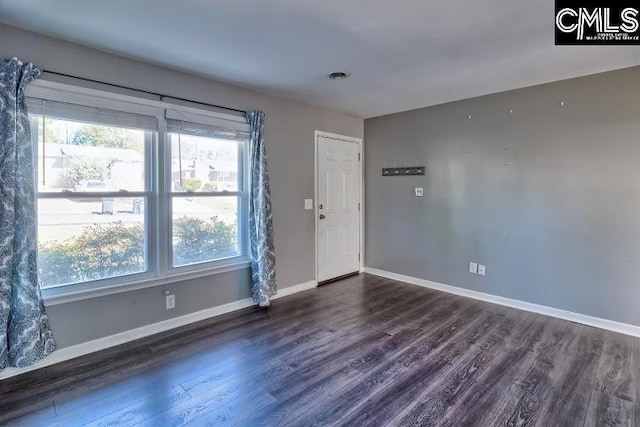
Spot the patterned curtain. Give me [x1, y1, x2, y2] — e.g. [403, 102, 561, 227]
[246, 111, 277, 307]
[0, 58, 55, 370]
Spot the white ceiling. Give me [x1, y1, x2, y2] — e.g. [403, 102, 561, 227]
[1, 0, 640, 118]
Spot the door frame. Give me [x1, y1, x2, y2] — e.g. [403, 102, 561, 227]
[314, 130, 364, 284]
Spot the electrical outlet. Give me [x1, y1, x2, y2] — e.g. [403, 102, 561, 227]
[304, 199, 313, 210]
[415, 187, 424, 197]
[166, 293, 176, 310]
[469, 262, 478, 274]
[478, 264, 486, 276]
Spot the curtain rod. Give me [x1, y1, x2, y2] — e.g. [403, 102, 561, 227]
[41, 70, 247, 115]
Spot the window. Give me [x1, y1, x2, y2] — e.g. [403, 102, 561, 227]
[166, 114, 247, 267]
[27, 83, 250, 295]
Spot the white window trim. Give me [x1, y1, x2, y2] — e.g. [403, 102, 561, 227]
[28, 79, 251, 304]
[42, 258, 251, 306]
[26, 80, 249, 130]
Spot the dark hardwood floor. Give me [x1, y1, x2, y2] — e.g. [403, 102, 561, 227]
[1, 273, 639, 426]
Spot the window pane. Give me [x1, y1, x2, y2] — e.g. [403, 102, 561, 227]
[172, 196, 239, 267]
[33, 115, 147, 192]
[38, 197, 147, 288]
[169, 132, 239, 193]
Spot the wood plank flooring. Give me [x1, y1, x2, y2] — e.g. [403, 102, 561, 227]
[1, 273, 639, 426]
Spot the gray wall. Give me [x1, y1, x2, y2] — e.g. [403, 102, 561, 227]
[0, 23, 363, 348]
[365, 66, 640, 326]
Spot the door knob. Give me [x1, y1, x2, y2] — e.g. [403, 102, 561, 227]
[319, 214, 326, 220]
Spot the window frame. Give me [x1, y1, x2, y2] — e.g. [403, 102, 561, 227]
[27, 80, 251, 304]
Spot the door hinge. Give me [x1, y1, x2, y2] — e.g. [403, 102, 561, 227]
[358, 202, 360, 211]
[358, 153, 361, 161]
[358, 253, 360, 261]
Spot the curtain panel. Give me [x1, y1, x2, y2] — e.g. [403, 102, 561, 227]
[246, 111, 277, 307]
[0, 58, 55, 370]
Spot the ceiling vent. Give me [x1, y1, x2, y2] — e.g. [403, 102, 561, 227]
[328, 72, 351, 80]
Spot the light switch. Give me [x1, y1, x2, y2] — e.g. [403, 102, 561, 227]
[304, 199, 313, 210]
[415, 188, 424, 197]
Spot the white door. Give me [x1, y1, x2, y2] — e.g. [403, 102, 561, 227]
[317, 134, 361, 283]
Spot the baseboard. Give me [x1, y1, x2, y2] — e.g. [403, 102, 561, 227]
[0, 280, 317, 380]
[365, 267, 640, 338]
[273, 280, 317, 298]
